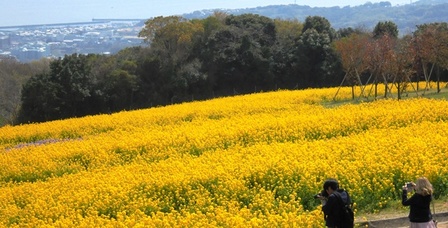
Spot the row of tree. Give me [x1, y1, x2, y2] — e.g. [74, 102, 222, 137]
[5, 13, 448, 125]
[334, 22, 448, 99]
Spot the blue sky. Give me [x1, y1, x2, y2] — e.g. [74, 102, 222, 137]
[1, 0, 412, 27]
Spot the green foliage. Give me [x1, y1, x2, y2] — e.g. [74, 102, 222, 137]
[373, 21, 399, 38]
[225, 14, 276, 46]
[302, 16, 336, 41]
[429, 171, 448, 198]
[295, 16, 344, 88]
[18, 54, 98, 123]
[6, 13, 448, 125]
[199, 14, 278, 94]
[18, 72, 56, 123]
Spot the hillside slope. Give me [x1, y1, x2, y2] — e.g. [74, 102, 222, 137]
[183, 0, 448, 34]
[1, 86, 448, 226]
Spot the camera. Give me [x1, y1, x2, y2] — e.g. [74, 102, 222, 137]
[406, 182, 413, 188]
[314, 189, 328, 199]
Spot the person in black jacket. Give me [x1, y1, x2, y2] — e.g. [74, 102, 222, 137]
[402, 177, 436, 228]
[318, 178, 351, 228]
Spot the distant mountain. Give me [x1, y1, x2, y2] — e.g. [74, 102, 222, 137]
[183, 0, 448, 35]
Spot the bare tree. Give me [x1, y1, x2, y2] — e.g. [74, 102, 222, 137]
[333, 33, 370, 100]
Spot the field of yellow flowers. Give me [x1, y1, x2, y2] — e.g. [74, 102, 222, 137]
[1, 84, 447, 227]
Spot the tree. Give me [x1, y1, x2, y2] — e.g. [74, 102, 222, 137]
[226, 14, 276, 92]
[294, 16, 342, 88]
[373, 21, 398, 39]
[201, 26, 247, 94]
[274, 18, 303, 46]
[302, 16, 336, 40]
[365, 34, 397, 98]
[412, 22, 448, 92]
[271, 19, 303, 89]
[199, 14, 277, 95]
[139, 16, 205, 103]
[102, 68, 138, 111]
[139, 16, 204, 65]
[225, 14, 276, 47]
[135, 55, 167, 106]
[18, 72, 59, 123]
[337, 26, 369, 38]
[389, 36, 416, 100]
[18, 54, 98, 123]
[333, 33, 370, 99]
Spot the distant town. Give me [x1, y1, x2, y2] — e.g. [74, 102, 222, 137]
[2, 0, 448, 63]
[0, 19, 147, 62]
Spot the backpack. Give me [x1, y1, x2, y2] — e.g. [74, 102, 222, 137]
[334, 191, 354, 228]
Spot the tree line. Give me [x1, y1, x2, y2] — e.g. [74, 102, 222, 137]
[1, 13, 448, 125]
[198, 1, 448, 35]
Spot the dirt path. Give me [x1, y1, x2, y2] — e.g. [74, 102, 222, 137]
[356, 213, 447, 227]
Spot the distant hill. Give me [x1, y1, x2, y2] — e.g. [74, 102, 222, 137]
[183, 0, 448, 35]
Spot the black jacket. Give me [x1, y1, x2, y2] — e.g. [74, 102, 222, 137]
[402, 190, 433, 223]
[322, 189, 351, 227]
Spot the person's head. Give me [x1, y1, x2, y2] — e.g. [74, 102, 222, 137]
[415, 177, 433, 196]
[323, 179, 339, 195]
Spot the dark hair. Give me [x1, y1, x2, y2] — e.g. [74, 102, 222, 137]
[323, 179, 339, 191]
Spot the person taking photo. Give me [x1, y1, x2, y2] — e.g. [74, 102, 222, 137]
[317, 178, 353, 228]
[402, 177, 436, 228]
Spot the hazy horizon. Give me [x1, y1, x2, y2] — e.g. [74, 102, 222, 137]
[1, 0, 412, 27]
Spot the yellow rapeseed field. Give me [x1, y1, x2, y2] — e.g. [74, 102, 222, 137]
[1, 83, 447, 227]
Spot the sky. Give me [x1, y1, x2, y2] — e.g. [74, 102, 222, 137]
[0, 0, 413, 27]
